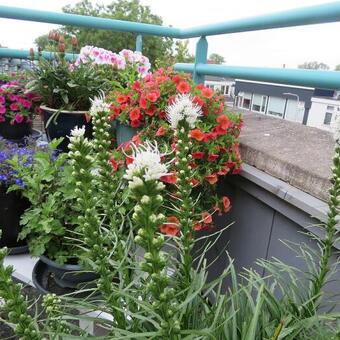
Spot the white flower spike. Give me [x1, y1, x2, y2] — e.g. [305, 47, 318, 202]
[69, 125, 86, 143]
[89, 91, 110, 116]
[124, 141, 169, 182]
[166, 94, 202, 129]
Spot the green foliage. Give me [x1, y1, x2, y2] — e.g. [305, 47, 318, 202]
[26, 55, 110, 110]
[8, 140, 81, 263]
[298, 61, 330, 70]
[209, 53, 225, 64]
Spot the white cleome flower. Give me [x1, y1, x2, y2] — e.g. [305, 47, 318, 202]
[332, 114, 340, 144]
[89, 92, 110, 116]
[166, 94, 202, 129]
[124, 141, 169, 182]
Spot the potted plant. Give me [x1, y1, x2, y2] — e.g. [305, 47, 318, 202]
[0, 74, 40, 141]
[27, 32, 151, 152]
[109, 68, 243, 226]
[0, 137, 38, 254]
[8, 139, 97, 292]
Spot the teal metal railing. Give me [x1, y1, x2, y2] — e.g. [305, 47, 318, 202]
[0, 2, 340, 89]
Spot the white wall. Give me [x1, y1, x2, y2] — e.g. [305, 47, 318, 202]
[307, 98, 340, 131]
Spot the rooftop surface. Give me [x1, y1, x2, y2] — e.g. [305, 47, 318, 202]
[233, 109, 334, 202]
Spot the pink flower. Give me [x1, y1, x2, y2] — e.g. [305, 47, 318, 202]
[9, 103, 19, 111]
[0, 106, 6, 114]
[0, 116, 5, 123]
[8, 94, 18, 102]
[0, 96, 5, 104]
[14, 113, 24, 123]
[21, 99, 32, 109]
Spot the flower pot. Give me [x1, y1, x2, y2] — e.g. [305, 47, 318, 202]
[0, 185, 30, 252]
[116, 121, 140, 146]
[0, 116, 32, 141]
[40, 105, 92, 153]
[39, 255, 98, 289]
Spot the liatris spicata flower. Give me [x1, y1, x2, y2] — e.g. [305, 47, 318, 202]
[166, 94, 202, 129]
[89, 92, 110, 117]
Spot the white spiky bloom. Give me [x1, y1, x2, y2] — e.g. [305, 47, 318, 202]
[124, 141, 168, 182]
[332, 114, 340, 144]
[166, 94, 202, 129]
[69, 125, 86, 143]
[89, 91, 110, 116]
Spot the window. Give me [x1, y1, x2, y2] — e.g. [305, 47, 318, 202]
[324, 112, 332, 125]
[221, 86, 226, 94]
[251, 94, 268, 113]
[326, 105, 334, 111]
[267, 97, 286, 118]
[237, 92, 252, 109]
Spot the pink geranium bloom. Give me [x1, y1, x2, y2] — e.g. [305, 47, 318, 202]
[8, 94, 18, 102]
[14, 113, 24, 123]
[21, 99, 32, 109]
[0, 96, 5, 104]
[0, 106, 5, 114]
[9, 103, 19, 111]
[0, 116, 5, 122]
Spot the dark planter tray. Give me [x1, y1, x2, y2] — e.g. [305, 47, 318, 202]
[7, 244, 29, 255]
[32, 260, 97, 297]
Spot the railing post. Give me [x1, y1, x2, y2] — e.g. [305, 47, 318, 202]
[193, 36, 208, 84]
[135, 34, 142, 52]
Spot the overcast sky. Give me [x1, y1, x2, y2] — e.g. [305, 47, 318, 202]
[0, 0, 339, 69]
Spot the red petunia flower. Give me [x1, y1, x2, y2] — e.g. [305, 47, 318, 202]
[208, 154, 219, 162]
[201, 87, 214, 98]
[160, 173, 177, 184]
[130, 119, 141, 128]
[132, 132, 142, 145]
[192, 151, 204, 159]
[156, 126, 165, 137]
[192, 96, 204, 107]
[146, 90, 160, 102]
[176, 81, 191, 94]
[172, 74, 183, 84]
[117, 94, 129, 104]
[132, 81, 141, 91]
[125, 156, 134, 165]
[216, 114, 231, 130]
[202, 212, 213, 224]
[205, 174, 218, 185]
[129, 108, 141, 121]
[110, 157, 119, 172]
[190, 178, 200, 187]
[189, 129, 205, 141]
[159, 111, 166, 119]
[193, 220, 203, 231]
[146, 105, 157, 116]
[139, 96, 147, 109]
[160, 216, 180, 236]
[222, 196, 231, 212]
[196, 84, 204, 90]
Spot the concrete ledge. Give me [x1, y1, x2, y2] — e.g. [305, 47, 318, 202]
[235, 110, 334, 201]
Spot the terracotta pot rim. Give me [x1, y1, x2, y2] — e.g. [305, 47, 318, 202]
[40, 105, 88, 115]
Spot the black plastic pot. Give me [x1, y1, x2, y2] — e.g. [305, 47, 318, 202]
[0, 185, 30, 251]
[39, 255, 98, 289]
[0, 117, 32, 140]
[41, 105, 92, 153]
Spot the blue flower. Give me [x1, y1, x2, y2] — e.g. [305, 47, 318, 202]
[15, 178, 24, 187]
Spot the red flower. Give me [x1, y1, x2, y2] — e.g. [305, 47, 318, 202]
[156, 126, 165, 137]
[159, 111, 166, 119]
[203, 132, 217, 142]
[146, 105, 157, 116]
[110, 157, 119, 172]
[216, 115, 231, 130]
[172, 74, 183, 84]
[110, 104, 120, 119]
[207, 154, 219, 162]
[160, 216, 180, 236]
[126, 156, 134, 165]
[196, 84, 204, 90]
[9, 103, 19, 111]
[161, 173, 177, 184]
[201, 87, 214, 98]
[132, 81, 141, 91]
[130, 120, 141, 128]
[176, 81, 191, 94]
[202, 212, 212, 224]
[222, 196, 231, 212]
[192, 151, 204, 159]
[189, 129, 205, 141]
[117, 94, 129, 104]
[132, 132, 142, 145]
[167, 96, 175, 105]
[190, 178, 200, 187]
[192, 96, 204, 107]
[205, 174, 218, 185]
[217, 165, 230, 176]
[146, 90, 160, 102]
[193, 220, 203, 231]
[129, 108, 141, 121]
[139, 96, 147, 109]
[217, 146, 227, 154]
[232, 167, 241, 174]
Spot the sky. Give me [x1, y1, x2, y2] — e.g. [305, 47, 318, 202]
[0, 0, 339, 69]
